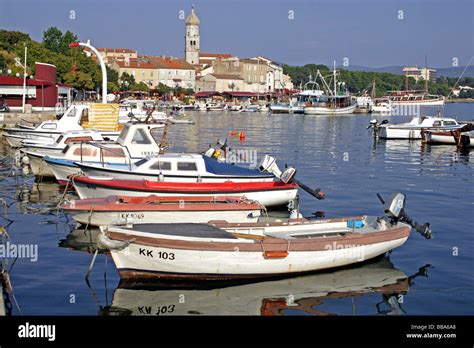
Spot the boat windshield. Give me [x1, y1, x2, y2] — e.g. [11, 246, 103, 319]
[134, 157, 149, 167]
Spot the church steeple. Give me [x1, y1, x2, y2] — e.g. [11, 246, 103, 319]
[185, 6, 200, 65]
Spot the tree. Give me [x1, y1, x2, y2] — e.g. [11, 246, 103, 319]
[42, 27, 63, 53]
[119, 72, 135, 90]
[42, 27, 77, 55]
[132, 82, 149, 92]
[155, 82, 170, 95]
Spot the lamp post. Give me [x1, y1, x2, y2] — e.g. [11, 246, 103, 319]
[69, 40, 108, 104]
[14, 44, 28, 113]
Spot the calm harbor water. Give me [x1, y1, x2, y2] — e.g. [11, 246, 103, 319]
[0, 103, 473, 315]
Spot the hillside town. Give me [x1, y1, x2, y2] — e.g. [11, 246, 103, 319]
[94, 7, 293, 97]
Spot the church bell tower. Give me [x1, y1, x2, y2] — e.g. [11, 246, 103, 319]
[185, 6, 200, 65]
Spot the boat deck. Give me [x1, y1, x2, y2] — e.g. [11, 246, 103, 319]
[122, 223, 238, 239]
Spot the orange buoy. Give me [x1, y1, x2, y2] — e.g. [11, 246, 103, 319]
[231, 130, 236, 137]
[239, 130, 246, 141]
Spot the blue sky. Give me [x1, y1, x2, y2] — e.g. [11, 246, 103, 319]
[1, 0, 473, 68]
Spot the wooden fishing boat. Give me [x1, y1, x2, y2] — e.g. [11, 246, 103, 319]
[101, 193, 431, 282]
[61, 195, 263, 226]
[71, 176, 299, 207]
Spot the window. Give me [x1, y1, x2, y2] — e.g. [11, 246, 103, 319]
[65, 136, 93, 144]
[73, 147, 97, 157]
[150, 161, 171, 170]
[433, 121, 441, 127]
[134, 158, 149, 167]
[177, 162, 197, 171]
[41, 123, 57, 130]
[443, 121, 457, 126]
[103, 148, 125, 158]
[132, 128, 152, 144]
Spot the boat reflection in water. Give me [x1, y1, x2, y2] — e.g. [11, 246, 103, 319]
[99, 257, 431, 316]
[14, 179, 65, 214]
[59, 227, 103, 254]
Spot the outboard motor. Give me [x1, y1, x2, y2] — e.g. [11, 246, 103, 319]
[381, 193, 432, 239]
[368, 119, 379, 137]
[259, 155, 324, 200]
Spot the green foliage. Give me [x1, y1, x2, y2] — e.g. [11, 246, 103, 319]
[42, 27, 77, 55]
[459, 89, 474, 98]
[155, 82, 170, 94]
[283, 63, 474, 97]
[184, 88, 194, 96]
[132, 82, 149, 92]
[0, 30, 30, 50]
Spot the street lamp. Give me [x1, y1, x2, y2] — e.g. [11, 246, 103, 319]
[14, 44, 28, 113]
[69, 40, 108, 104]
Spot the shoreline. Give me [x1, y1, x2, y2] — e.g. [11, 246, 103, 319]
[446, 98, 474, 103]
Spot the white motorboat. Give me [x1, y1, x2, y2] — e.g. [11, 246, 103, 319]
[101, 193, 431, 281]
[71, 176, 299, 206]
[20, 130, 111, 177]
[74, 153, 278, 183]
[269, 102, 293, 114]
[39, 123, 164, 183]
[3, 104, 120, 147]
[371, 99, 393, 114]
[118, 100, 168, 123]
[372, 115, 464, 139]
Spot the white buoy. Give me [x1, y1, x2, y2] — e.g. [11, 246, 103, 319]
[21, 155, 30, 165]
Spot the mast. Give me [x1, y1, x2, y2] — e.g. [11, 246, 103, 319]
[333, 60, 337, 96]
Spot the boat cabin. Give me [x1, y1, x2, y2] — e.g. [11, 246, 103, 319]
[132, 154, 272, 178]
[60, 123, 164, 163]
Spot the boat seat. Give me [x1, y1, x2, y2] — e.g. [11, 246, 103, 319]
[122, 223, 238, 239]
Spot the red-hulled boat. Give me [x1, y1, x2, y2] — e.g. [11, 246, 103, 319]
[61, 195, 263, 226]
[71, 175, 299, 207]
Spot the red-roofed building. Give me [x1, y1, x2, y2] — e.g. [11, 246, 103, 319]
[195, 73, 244, 93]
[84, 47, 138, 65]
[111, 56, 196, 89]
[0, 62, 73, 111]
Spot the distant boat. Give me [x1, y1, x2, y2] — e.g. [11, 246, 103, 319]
[422, 123, 474, 148]
[291, 79, 325, 114]
[304, 63, 357, 115]
[386, 90, 445, 107]
[372, 115, 464, 139]
[269, 102, 293, 114]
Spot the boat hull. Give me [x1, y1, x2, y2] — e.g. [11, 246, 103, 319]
[390, 98, 445, 107]
[67, 208, 260, 226]
[25, 152, 55, 177]
[72, 177, 298, 207]
[304, 104, 356, 115]
[109, 227, 409, 281]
